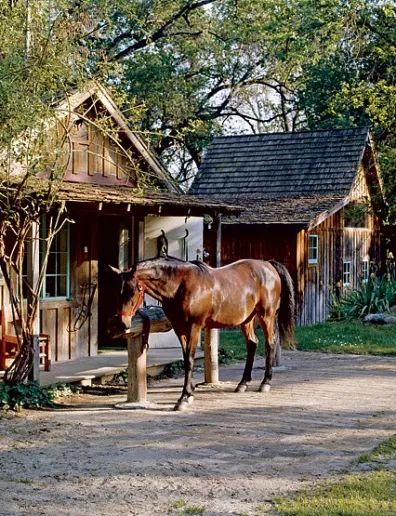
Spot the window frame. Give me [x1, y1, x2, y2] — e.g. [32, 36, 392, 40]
[40, 221, 71, 300]
[343, 261, 352, 287]
[308, 234, 319, 265]
[362, 259, 369, 283]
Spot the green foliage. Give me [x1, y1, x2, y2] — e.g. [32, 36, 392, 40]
[160, 359, 185, 378]
[296, 320, 396, 356]
[0, 381, 56, 411]
[330, 275, 396, 320]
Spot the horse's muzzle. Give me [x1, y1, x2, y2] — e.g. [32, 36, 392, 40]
[107, 314, 128, 339]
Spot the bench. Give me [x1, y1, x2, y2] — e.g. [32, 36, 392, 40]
[0, 304, 51, 371]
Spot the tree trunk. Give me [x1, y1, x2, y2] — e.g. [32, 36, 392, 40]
[3, 335, 34, 386]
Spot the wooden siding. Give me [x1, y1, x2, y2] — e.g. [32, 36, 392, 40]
[213, 224, 298, 279]
[206, 204, 381, 326]
[40, 213, 99, 361]
[40, 301, 74, 361]
[299, 208, 381, 325]
[65, 121, 136, 186]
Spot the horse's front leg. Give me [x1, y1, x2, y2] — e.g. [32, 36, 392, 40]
[175, 324, 200, 411]
[235, 321, 258, 393]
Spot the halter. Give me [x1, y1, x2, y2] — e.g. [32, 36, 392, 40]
[118, 282, 145, 318]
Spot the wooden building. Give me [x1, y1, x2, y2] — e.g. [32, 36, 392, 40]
[0, 83, 236, 368]
[190, 128, 385, 325]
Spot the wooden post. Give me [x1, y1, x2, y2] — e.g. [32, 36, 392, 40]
[204, 329, 219, 384]
[204, 212, 221, 385]
[114, 306, 172, 409]
[27, 221, 40, 382]
[127, 335, 147, 404]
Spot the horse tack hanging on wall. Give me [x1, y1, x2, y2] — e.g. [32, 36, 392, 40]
[180, 229, 189, 261]
[68, 282, 97, 332]
[156, 229, 168, 257]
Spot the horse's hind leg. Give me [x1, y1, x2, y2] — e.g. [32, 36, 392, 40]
[235, 320, 258, 393]
[256, 314, 276, 393]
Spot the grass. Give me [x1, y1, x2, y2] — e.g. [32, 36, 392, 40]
[219, 329, 258, 363]
[168, 499, 205, 515]
[275, 434, 396, 516]
[275, 470, 396, 515]
[358, 435, 396, 465]
[218, 320, 396, 360]
[296, 320, 396, 356]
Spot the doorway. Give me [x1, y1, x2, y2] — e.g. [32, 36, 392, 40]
[97, 216, 131, 347]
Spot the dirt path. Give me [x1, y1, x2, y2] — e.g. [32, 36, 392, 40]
[1, 351, 395, 516]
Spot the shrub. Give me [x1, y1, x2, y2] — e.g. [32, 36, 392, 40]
[0, 381, 57, 411]
[330, 274, 396, 320]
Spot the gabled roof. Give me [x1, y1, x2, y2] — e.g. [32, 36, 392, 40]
[189, 127, 380, 225]
[57, 81, 180, 193]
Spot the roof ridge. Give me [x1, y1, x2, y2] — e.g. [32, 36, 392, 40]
[211, 127, 369, 141]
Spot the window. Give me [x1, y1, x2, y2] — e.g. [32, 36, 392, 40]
[343, 261, 352, 286]
[308, 235, 319, 264]
[118, 227, 130, 270]
[41, 222, 70, 298]
[362, 260, 369, 283]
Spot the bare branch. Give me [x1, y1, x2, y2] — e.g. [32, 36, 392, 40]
[110, 0, 219, 61]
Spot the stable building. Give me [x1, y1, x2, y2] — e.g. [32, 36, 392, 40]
[190, 128, 386, 325]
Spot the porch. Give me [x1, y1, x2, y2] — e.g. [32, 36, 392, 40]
[1, 347, 204, 387]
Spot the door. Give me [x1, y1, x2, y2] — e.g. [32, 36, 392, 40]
[98, 217, 126, 347]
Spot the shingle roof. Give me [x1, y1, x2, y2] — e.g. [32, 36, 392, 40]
[221, 193, 345, 225]
[190, 127, 369, 199]
[24, 181, 241, 216]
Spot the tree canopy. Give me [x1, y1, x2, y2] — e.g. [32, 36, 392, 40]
[1, 0, 395, 201]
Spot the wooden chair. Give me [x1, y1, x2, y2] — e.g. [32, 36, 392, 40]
[0, 304, 51, 371]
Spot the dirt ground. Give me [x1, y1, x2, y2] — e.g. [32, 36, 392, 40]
[0, 350, 395, 516]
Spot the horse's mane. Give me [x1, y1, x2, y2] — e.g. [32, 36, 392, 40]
[135, 256, 211, 275]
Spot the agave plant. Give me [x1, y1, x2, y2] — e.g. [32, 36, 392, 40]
[329, 274, 396, 320]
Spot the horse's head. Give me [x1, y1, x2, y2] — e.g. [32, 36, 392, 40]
[109, 265, 145, 331]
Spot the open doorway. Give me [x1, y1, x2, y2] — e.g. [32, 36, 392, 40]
[97, 216, 131, 347]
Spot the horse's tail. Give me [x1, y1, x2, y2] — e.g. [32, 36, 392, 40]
[269, 260, 296, 350]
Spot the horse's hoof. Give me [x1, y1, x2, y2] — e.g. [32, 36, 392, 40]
[258, 383, 271, 393]
[174, 397, 193, 411]
[235, 384, 248, 393]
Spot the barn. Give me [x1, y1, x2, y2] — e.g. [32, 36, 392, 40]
[190, 128, 386, 325]
[0, 82, 237, 370]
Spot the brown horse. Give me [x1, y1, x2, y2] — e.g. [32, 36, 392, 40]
[110, 257, 295, 411]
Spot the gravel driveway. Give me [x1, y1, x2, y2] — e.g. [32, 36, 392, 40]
[1, 350, 395, 515]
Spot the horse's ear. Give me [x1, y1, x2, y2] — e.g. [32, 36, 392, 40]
[109, 265, 122, 275]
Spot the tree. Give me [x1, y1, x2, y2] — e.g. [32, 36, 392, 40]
[0, 1, 93, 384]
[80, 0, 394, 201]
[71, 0, 323, 185]
[295, 1, 396, 219]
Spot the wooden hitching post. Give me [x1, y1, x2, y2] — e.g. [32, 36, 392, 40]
[204, 212, 221, 385]
[204, 329, 219, 384]
[127, 335, 147, 404]
[114, 306, 172, 410]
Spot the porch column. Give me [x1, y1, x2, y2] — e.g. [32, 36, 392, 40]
[27, 221, 40, 382]
[204, 213, 221, 384]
